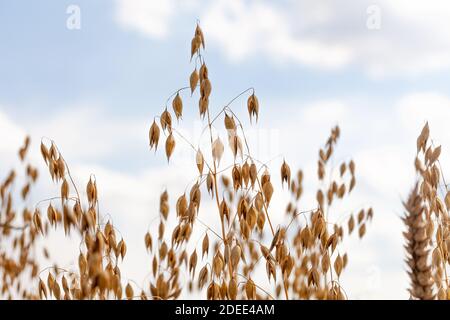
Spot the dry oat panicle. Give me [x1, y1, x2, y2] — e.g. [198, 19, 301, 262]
[145, 23, 374, 300]
[0, 22, 380, 301]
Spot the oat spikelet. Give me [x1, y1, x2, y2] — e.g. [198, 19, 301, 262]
[172, 93, 183, 120]
[149, 120, 160, 151]
[165, 133, 175, 162]
[212, 137, 224, 166]
[281, 160, 291, 187]
[247, 93, 259, 123]
[195, 24, 205, 49]
[160, 109, 172, 131]
[196, 149, 204, 175]
[403, 185, 435, 300]
[190, 68, 199, 94]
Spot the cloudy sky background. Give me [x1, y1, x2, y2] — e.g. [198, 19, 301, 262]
[2, 0, 450, 299]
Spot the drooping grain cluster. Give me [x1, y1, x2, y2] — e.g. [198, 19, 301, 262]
[146, 23, 373, 300]
[1, 135, 133, 299]
[38, 139, 130, 300]
[0, 137, 39, 299]
[285, 127, 373, 299]
[403, 123, 450, 300]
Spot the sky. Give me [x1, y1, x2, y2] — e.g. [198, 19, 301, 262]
[1, 0, 450, 299]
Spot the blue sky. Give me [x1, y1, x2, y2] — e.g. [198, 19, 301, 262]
[3, 0, 450, 120]
[2, 0, 450, 299]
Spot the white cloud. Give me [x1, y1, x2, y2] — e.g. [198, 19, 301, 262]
[0, 108, 26, 161]
[22, 103, 146, 163]
[115, 0, 175, 38]
[114, 0, 450, 77]
[201, 0, 353, 69]
[397, 92, 450, 137]
[302, 100, 349, 124]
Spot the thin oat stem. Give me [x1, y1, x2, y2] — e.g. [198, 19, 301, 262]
[236, 273, 274, 300]
[196, 218, 224, 242]
[286, 208, 317, 232]
[34, 196, 78, 209]
[164, 86, 191, 108]
[206, 106, 234, 281]
[0, 222, 29, 230]
[170, 127, 213, 174]
[200, 87, 254, 138]
[38, 266, 76, 277]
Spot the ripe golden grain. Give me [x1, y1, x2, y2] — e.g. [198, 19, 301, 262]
[172, 93, 183, 120]
[165, 133, 175, 162]
[190, 68, 199, 94]
[402, 123, 450, 300]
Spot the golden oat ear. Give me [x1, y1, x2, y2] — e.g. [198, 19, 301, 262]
[172, 92, 183, 120]
[212, 137, 224, 166]
[190, 68, 199, 95]
[160, 108, 172, 132]
[247, 93, 260, 123]
[165, 132, 175, 162]
[202, 233, 209, 259]
[196, 149, 204, 175]
[149, 120, 160, 151]
[281, 160, 291, 188]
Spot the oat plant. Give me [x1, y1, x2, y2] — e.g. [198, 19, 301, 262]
[146, 23, 373, 300]
[0, 22, 374, 301]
